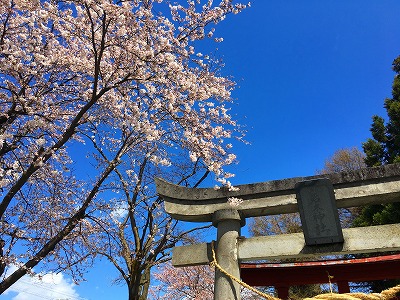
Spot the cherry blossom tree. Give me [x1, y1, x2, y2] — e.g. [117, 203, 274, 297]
[151, 261, 261, 300]
[151, 262, 215, 299]
[85, 142, 214, 300]
[0, 0, 247, 295]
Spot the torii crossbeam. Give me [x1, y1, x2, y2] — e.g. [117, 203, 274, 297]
[156, 163, 400, 300]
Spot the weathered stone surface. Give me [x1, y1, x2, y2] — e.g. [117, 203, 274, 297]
[172, 243, 212, 267]
[295, 179, 344, 245]
[155, 163, 400, 222]
[156, 163, 400, 200]
[171, 224, 400, 266]
[212, 209, 245, 227]
[238, 223, 400, 261]
[213, 209, 242, 300]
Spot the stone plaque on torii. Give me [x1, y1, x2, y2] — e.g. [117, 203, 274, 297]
[155, 163, 400, 300]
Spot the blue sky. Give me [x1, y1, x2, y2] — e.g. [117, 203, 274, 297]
[4, 1, 400, 299]
[219, 0, 400, 183]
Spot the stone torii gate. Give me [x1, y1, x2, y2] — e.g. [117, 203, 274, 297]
[155, 163, 400, 300]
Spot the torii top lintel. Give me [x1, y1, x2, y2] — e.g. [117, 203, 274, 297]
[155, 163, 400, 222]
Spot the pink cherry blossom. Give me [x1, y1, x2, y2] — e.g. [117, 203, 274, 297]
[0, 0, 248, 296]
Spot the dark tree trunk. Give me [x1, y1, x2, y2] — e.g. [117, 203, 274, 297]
[128, 266, 151, 300]
[0, 239, 5, 278]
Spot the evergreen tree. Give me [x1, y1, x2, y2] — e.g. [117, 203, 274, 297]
[358, 56, 400, 229]
[354, 56, 400, 293]
[362, 56, 400, 166]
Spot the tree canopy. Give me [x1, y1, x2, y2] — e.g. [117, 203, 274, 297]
[349, 56, 400, 293]
[363, 56, 400, 166]
[0, 0, 247, 297]
[317, 147, 366, 175]
[357, 56, 400, 229]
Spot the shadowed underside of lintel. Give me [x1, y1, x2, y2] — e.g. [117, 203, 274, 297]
[155, 163, 400, 222]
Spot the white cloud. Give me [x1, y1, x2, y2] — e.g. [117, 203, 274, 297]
[3, 265, 83, 300]
[110, 201, 128, 222]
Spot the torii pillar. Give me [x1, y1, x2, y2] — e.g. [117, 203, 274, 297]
[212, 209, 245, 300]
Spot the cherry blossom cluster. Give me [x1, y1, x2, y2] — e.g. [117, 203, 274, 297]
[0, 0, 247, 292]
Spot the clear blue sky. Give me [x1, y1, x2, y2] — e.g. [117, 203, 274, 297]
[4, 1, 400, 299]
[220, 0, 400, 183]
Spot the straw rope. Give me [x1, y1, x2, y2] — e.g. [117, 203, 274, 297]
[209, 241, 400, 300]
[210, 241, 279, 300]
